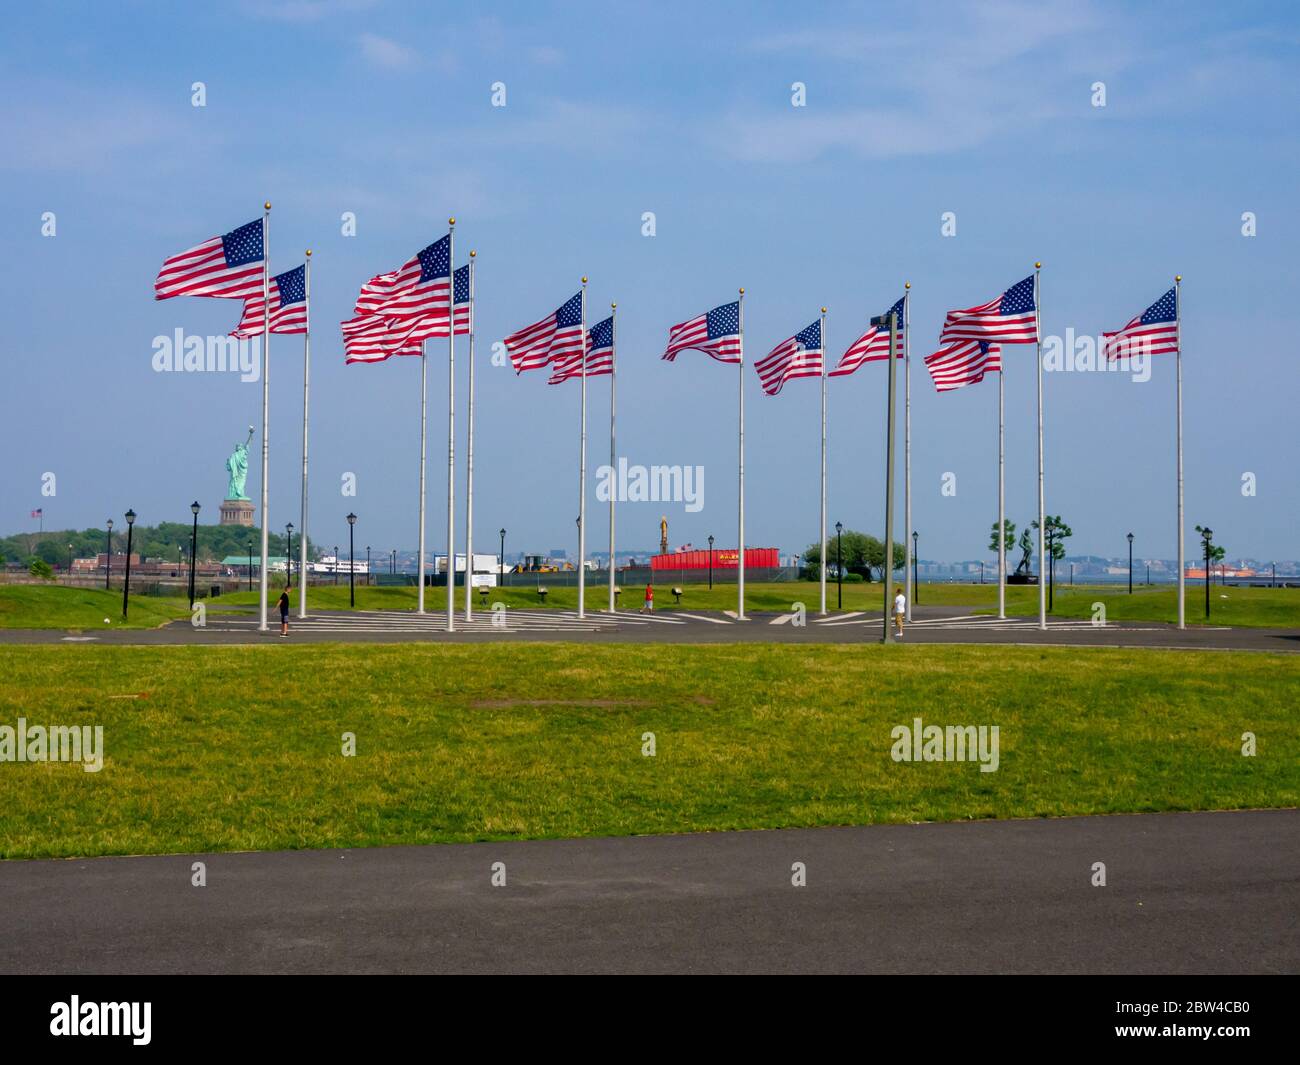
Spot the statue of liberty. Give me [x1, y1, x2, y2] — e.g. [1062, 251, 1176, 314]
[226, 426, 255, 501]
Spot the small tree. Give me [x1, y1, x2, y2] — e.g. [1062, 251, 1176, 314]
[28, 557, 54, 580]
[1031, 515, 1073, 609]
[989, 519, 1016, 555]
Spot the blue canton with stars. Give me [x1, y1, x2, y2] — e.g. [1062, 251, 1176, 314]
[556, 292, 583, 327]
[794, 319, 821, 350]
[274, 265, 306, 305]
[221, 220, 263, 267]
[998, 276, 1036, 315]
[589, 316, 614, 349]
[876, 297, 905, 331]
[453, 264, 470, 304]
[707, 301, 741, 337]
[1141, 288, 1177, 324]
[417, 235, 450, 281]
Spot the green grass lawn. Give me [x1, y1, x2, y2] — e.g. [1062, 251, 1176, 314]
[986, 583, 1300, 628]
[0, 642, 1294, 859]
[0, 584, 197, 630]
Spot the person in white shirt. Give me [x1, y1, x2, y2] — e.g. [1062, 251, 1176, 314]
[893, 588, 906, 640]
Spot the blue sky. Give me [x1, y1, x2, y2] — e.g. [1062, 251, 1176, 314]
[2, 0, 1296, 563]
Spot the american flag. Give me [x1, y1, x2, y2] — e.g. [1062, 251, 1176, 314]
[924, 340, 1002, 392]
[231, 264, 308, 338]
[829, 297, 904, 377]
[938, 275, 1037, 346]
[754, 319, 823, 396]
[549, 315, 614, 384]
[30, 508, 42, 518]
[154, 219, 264, 300]
[343, 252, 469, 365]
[663, 301, 742, 363]
[504, 292, 585, 374]
[1102, 287, 1178, 361]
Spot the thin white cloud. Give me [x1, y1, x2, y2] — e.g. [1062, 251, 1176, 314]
[359, 32, 418, 70]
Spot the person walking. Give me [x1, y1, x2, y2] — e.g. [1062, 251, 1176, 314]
[893, 587, 906, 640]
[641, 583, 654, 614]
[278, 587, 290, 638]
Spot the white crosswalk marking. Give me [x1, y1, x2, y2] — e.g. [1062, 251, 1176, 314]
[206, 608, 688, 635]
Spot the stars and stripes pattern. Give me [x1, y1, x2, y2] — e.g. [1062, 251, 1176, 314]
[754, 319, 823, 396]
[1102, 287, 1178, 361]
[153, 219, 264, 300]
[937, 275, 1037, 346]
[343, 237, 470, 365]
[549, 315, 614, 384]
[829, 297, 905, 376]
[504, 292, 585, 374]
[924, 339, 1002, 392]
[662, 301, 742, 363]
[231, 264, 307, 338]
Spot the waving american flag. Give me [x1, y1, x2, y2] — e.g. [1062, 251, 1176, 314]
[663, 300, 742, 363]
[925, 339, 1002, 392]
[830, 297, 905, 377]
[232, 264, 307, 338]
[549, 315, 613, 384]
[938, 275, 1037, 347]
[505, 292, 585, 374]
[755, 319, 823, 396]
[154, 219, 264, 300]
[1102, 287, 1178, 361]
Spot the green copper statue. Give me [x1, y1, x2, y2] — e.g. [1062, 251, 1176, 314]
[226, 426, 255, 501]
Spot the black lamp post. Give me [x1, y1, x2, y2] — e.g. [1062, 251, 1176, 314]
[105, 519, 113, 590]
[979, 560, 984, 584]
[912, 530, 919, 605]
[499, 528, 506, 587]
[121, 509, 136, 618]
[835, 521, 843, 609]
[366, 546, 371, 586]
[188, 501, 201, 609]
[285, 523, 294, 589]
[347, 513, 357, 607]
[707, 534, 715, 590]
[1198, 526, 1213, 618]
[247, 541, 253, 591]
[67, 543, 73, 576]
[334, 546, 339, 585]
[1126, 532, 1134, 594]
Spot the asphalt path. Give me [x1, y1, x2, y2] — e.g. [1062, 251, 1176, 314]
[0, 810, 1293, 974]
[2, 604, 1296, 651]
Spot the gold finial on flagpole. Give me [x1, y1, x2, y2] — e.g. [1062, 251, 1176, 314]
[264, 202, 271, 210]
[448, 217, 455, 225]
[1175, 274, 1182, 282]
[470, 249, 476, 258]
[611, 301, 616, 309]
[905, 281, 911, 290]
[305, 249, 312, 257]
[1034, 261, 1042, 269]
[582, 276, 588, 284]
[739, 287, 745, 295]
[821, 306, 827, 314]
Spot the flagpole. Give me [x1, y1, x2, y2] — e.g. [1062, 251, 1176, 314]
[608, 301, 618, 613]
[577, 278, 588, 619]
[737, 287, 746, 621]
[998, 347, 1006, 619]
[299, 249, 311, 620]
[464, 251, 476, 622]
[417, 337, 428, 613]
[1175, 274, 1184, 629]
[903, 283, 913, 623]
[446, 219, 456, 633]
[819, 306, 828, 616]
[882, 309, 899, 643]
[257, 202, 271, 632]
[1035, 262, 1046, 631]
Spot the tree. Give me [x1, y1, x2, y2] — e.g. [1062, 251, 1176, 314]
[989, 519, 1016, 556]
[802, 530, 906, 582]
[1031, 515, 1073, 610]
[28, 557, 54, 580]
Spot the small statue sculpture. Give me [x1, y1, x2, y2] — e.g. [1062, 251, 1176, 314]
[226, 426, 255, 501]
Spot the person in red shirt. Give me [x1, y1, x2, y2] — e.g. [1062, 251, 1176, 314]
[641, 583, 654, 613]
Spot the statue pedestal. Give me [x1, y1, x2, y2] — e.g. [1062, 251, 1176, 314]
[220, 499, 255, 527]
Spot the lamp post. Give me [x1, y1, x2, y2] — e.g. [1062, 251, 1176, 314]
[1146, 563, 1150, 587]
[980, 560, 984, 585]
[366, 546, 371, 586]
[499, 528, 506, 588]
[835, 521, 843, 610]
[334, 546, 339, 585]
[1198, 526, 1213, 618]
[247, 541, 253, 592]
[912, 530, 919, 606]
[1126, 532, 1134, 594]
[105, 519, 113, 589]
[286, 523, 294, 589]
[188, 501, 200, 609]
[67, 543, 73, 577]
[707, 534, 715, 590]
[347, 513, 357, 608]
[121, 509, 136, 618]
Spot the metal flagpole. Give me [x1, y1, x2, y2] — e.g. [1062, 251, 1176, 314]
[258, 202, 271, 632]
[998, 347, 1006, 619]
[416, 339, 428, 613]
[1035, 262, 1046, 631]
[577, 277, 588, 619]
[737, 288, 746, 621]
[903, 283, 913, 623]
[464, 251, 476, 622]
[1175, 274, 1184, 629]
[299, 249, 311, 619]
[608, 301, 617, 612]
[882, 309, 899, 642]
[446, 219, 456, 633]
[819, 306, 828, 616]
